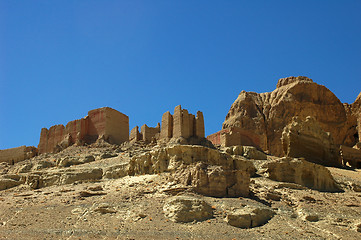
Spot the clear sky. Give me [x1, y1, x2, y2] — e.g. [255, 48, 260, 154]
[1, 1, 361, 149]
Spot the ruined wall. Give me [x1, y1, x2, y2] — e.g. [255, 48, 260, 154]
[221, 130, 241, 147]
[130, 126, 142, 142]
[207, 127, 260, 148]
[38, 124, 66, 154]
[163, 105, 205, 140]
[207, 129, 229, 146]
[141, 123, 160, 142]
[65, 118, 88, 144]
[103, 108, 129, 144]
[173, 105, 183, 138]
[0, 146, 38, 164]
[160, 111, 173, 139]
[170, 105, 205, 139]
[132, 105, 206, 144]
[195, 111, 205, 138]
[38, 107, 129, 153]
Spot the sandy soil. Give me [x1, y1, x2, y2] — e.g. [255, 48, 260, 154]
[0, 144, 360, 240]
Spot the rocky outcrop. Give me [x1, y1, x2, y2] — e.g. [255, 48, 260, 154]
[226, 206, 275, 228]
[38, 107, 129, 154]
[0, 146, 38, 164]
[218, 76, 359, 157]
[259, 157, 341, 192]
[224, 146, 267, 160]
[340, 145, 361, 168]
[129, 145, 255, 197]
[352, 92, 361, 143]
[56, 155, 95, 167]
[163, 195, 213, 223]
[282, 116, 340, 167]
[175, 162, 250, 197]
[25, 168, 103, 189]
[0, 174, 25, 190]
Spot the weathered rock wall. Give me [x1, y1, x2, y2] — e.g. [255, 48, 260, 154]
[340, 145, 361, 168]
[130, 126, 142, 142]
[141, 123, 160, 142]
[352, 92, 361, 143]
[129, 145, 254, 197]
[260, 157, 341, 192]
[133, 105, 206, 144]
[282, 116, 340, 167]
[103, 108, 129, 144]
[160, 111, 173, 139]
[163, 105, 205, 140]
[38, 107, 129, 153]
[0, 146, 38, 164]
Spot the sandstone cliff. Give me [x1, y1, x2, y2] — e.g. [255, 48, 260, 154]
[220, 76, 360, 157]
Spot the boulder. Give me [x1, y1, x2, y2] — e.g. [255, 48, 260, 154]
[224, 146, 267, 160]
[226, 206, 275, 228]
[242, 146, 267, 160]
[0, 178, 22, 191]
[281, 116, 340, 167]
[91, 203, 116, 214]
[103, 163, 129, 179]
[259, 157, 341, 192]
[163, 195, 213, 223]
[222, 76, 358, 156]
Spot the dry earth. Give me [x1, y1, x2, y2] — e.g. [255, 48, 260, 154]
[0, 143, 361, 240]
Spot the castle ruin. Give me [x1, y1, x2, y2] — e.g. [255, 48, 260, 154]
[38, 107, 129, 154]
[130, 105, 205, 144]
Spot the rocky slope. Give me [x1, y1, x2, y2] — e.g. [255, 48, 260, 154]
[1, 141, 361, 239]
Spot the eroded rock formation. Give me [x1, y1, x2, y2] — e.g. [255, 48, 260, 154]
[129, 145, 254, 197]
[259, 157, 341, 192]
[209, 76, 360, 162]
[340, 145, 361, 168]
[282, 116, 340, 167]
[163, 195, 213, 223]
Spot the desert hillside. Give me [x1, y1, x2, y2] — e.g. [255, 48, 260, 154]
[1, 76, 361, 239]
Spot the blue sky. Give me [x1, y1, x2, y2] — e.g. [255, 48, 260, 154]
[1, 1, 361, 149]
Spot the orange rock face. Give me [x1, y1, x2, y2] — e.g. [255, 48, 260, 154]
[218, 76, 359, 156]
[38, 107, 129, 154]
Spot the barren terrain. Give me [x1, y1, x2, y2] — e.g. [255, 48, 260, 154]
[1, 143, 360, 240]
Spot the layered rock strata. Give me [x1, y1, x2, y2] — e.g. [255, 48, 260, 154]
[259, 157, 341, 192]
[282, 116, 340, 167]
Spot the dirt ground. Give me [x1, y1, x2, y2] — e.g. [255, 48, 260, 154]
[0, 144, 360, 240]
